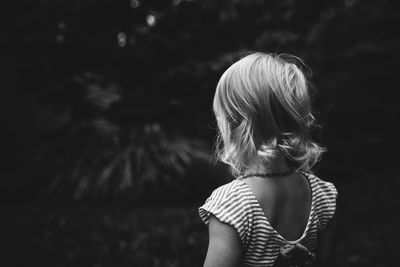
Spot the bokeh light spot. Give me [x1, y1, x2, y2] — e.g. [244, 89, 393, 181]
[146, 14, 156, 27]
[345, 0, 356, 7]
[130, 0, 140, 8]
[117, 32, 127, 47]
[56, 34, 64, 43]
[58, 20, 66, 30]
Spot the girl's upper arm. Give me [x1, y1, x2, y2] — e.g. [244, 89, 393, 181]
[203, 215, 243, 267]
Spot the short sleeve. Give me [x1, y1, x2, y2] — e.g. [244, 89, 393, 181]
[315, 180, 338, 232]
[198, 181, 253, 248]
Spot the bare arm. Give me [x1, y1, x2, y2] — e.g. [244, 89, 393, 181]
[203, 215, 242, 267]
[316, 214, 337, 267]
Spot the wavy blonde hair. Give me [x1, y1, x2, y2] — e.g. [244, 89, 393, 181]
[213, 52, 325, 176]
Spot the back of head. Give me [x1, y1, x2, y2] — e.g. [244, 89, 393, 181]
[213, 52, 324, 175]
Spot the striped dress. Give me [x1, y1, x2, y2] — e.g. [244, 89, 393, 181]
[198, 172, 338, 266]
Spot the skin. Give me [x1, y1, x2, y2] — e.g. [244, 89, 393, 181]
[203, 215, 242, 267]
[244, 173, 312, 241]
[203, 161, 336, 267]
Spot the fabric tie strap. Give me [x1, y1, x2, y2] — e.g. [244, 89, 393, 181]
[274, 243, 316, 267]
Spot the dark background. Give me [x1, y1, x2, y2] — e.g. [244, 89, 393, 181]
[1, 0, 399, 266]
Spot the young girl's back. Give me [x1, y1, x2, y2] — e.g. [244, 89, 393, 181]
[199, 53, 338, 267]
[244, 172, 312, 241]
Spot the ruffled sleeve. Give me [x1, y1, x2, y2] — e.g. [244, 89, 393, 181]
[314, 179, 338, 232]
[198, 180, 253, 248]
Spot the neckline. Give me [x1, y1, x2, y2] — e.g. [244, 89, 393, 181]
[237, 171, 314, 243]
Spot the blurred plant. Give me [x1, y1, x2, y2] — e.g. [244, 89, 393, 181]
[33, 121, 210, 199]
[26, 70, 212, 200]
[4, 0, 399, 200]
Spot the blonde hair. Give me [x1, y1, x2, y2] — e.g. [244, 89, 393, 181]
[213, 52, 325, 176]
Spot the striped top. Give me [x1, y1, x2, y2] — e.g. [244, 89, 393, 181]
[198, 172, 338, 266]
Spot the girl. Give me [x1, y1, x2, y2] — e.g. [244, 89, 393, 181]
[199, 52, 338, 267]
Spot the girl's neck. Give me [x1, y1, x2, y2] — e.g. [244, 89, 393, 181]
[246, 156, 292, 174]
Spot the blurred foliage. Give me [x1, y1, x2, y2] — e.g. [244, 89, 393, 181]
[3, 205, 208, 267]
[31, 121, 211, 199]
[2, 0, 399, 198]
[3, 172, 400, 266]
